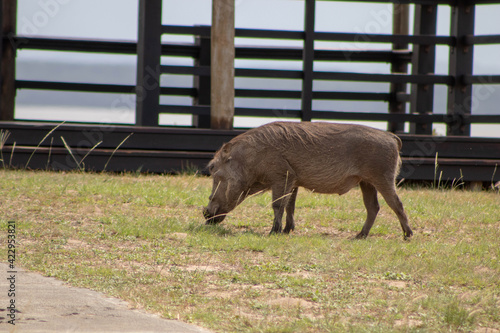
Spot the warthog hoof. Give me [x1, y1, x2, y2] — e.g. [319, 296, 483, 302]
[403, 229, 413, 241]
[355, 232, 368, 240]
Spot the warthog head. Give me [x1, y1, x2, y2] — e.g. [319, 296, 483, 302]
[203, 142, 248, 224]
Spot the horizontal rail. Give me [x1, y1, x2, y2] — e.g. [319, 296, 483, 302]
[314, 32, 455, 46]
[162, 25, 455, 45]
[161, 65, 210, 76]
[465, 34, 500, 45]
[236, 107, 301, 118]
[235, 68, 303, 79]
[16, 80, 197, 97]
[13, 36, 137, 54]
[463, 75, 500, 85]
[16, 80, 135, 94]
[236, 90, 393, 101]
[313, 71, 453, 85]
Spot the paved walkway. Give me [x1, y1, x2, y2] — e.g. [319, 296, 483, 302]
[0, 263, 212, 333]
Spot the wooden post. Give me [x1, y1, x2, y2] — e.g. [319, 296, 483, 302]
[136, 0, 162, 127]
[211, 0, 234, 130]
[0, 0, 16, 121]
[410, 4, 437, 135]
[447, 0, 475, 136]
[192, 26, 211, 128]
[301, 0, 315, 122]
[388, 3, 409, 133]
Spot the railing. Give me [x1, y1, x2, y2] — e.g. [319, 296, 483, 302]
[2, 0, 500, 136]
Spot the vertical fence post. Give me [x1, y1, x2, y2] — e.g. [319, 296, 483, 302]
[136, 0, 162, 127]
[301, 0, 315, 122]
[447, 0, 474, 136]
[211, 0, 234, 130]
[193, 26, 211, 128]
[388, 3, 409, 133]
[410, 4, 437, 135]
[0, 0, 16, 121]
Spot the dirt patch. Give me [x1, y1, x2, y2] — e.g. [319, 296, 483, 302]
[183, 265, 220, 272]
[169, 232, 188, 240]
[63, 239, 89, 249]
[385, 281, 407, 289]
[268, 297, 315, 309]
[474, 328, 500, 333]
[205, 290, 235, 300]
[394, 319, 424, 328]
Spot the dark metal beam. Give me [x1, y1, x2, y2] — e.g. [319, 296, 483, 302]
[136, 0, 162, 126]
[447, 0, 475, 136]
[410, 4, 437, 135]
[192, 28, 211, 128]
[301, 0, 315, 122]
[388, 3, 409, 133]
[0, 0, 16, 121]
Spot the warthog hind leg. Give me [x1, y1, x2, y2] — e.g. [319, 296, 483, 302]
[356, 181, 380, 239]
[270, 181, 296, 234]
[377, 184, 413, 240]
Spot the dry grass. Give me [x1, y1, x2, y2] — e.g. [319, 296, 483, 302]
[1, 169, 499, 332]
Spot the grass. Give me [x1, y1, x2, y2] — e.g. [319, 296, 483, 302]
[1, 169, 499, 332]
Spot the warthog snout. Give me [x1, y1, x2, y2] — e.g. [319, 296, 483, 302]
[203, 207, 226, 225]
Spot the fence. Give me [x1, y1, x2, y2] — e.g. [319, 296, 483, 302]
[1, 0, 500, 184]
[1, 0, 500, 135]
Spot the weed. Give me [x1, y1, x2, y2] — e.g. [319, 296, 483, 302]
[443, 300, 475, 330]
[491, 164, 498, 191]
[103, 133, 134, 171]
[25, 122, 65, 169]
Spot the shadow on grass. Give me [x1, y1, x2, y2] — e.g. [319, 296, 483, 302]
[187, 221, 234, 237]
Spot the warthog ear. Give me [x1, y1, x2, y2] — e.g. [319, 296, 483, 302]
[220, 142, 233, 163]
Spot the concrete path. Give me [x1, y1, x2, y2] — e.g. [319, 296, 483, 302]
[0, 263, 212, 333]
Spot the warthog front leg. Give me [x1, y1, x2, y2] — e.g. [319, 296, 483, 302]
[356, 181, 380, 239]
[283, 187, 298, 234]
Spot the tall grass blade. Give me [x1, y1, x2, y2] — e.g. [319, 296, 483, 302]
[25, 122, 65, 169]
[433, 152, 439, 189]
[491, 164, 498, 190]
[103, 133, 133, 171]
[46, 137, 54, 170]
[60, 136, 82, 171]
[79, 140, 103, 170]
[9, 142, 16, 168]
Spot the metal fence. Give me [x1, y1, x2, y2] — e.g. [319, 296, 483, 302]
[2, 0, 500, 136]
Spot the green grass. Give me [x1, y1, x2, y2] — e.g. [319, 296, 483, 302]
[1, 169, 499, 332]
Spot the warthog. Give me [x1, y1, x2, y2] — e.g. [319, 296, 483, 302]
[203, 121, 413, 239]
